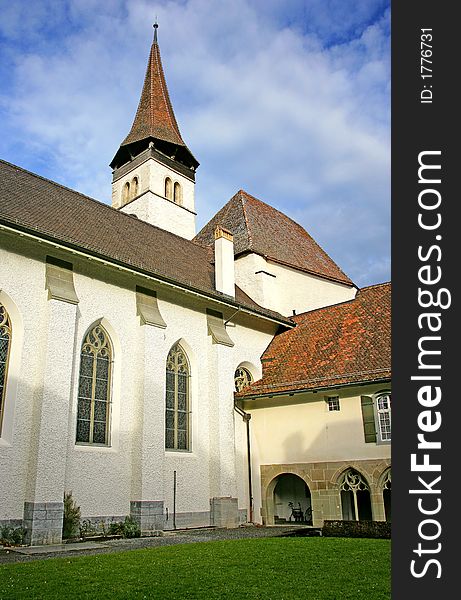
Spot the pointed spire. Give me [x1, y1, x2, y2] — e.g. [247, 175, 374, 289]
[121, 27, 185, 149]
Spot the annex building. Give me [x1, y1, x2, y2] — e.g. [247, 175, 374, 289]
[0, 28, 391, 545]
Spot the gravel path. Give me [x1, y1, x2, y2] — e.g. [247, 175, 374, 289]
[0, 525, 310, 564]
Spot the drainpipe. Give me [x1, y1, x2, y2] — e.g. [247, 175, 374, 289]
[234, 403, 254, 523]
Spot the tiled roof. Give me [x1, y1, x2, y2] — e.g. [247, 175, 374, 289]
[0, 159, 291, 325]
[122, 38, 186, 149]
[194, 189, 353, 286]
[237, 282, 391, 397]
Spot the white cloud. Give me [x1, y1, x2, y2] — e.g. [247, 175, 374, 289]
[0, 0, 390, 287]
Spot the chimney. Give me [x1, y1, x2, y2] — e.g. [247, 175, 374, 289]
[214, 226, 235, 297]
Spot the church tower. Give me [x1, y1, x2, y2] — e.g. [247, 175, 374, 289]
[110, 24, 199, 239]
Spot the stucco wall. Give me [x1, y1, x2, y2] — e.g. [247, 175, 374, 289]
[0, 235, 275, 529]
[235, 253, 357, 316]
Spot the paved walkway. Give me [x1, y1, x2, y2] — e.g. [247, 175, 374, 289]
[0, 525, 310, 564]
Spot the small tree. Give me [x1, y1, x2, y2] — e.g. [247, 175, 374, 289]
[62, 491, 81, 540]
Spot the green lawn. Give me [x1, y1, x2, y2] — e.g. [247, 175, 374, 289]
[0, 537, 390, 600]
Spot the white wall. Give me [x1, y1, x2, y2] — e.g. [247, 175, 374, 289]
[0, 237, 275, 524]
[235, 253, 357, 316]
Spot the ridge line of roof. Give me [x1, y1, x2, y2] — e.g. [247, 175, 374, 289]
[239, 191, 254, 249]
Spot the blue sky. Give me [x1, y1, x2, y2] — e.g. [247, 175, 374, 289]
[0, 0, 390, 287]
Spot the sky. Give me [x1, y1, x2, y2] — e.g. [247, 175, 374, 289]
[0, 0, 390, 288]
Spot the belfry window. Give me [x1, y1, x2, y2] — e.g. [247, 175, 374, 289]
[76, 324, 112, 445]
[165, 343, 190, 450]
[165, 177, 173, 200]
[131, 176, 139, 199]
[122, 181, 130, 204]
[0, 303, 12, 436]
[173, 181, 182, 204]
[234, 366, 253, 392]
[340, 469, 372, 521]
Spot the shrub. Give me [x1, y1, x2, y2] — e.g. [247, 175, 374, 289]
[0, 525, 26, 546]
[322, 519, 391, 539]
[79, 519, 98, 539]
[62, 491, 81, 540]
[121, 516, 141, 538]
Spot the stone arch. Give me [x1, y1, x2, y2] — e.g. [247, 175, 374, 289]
[337, 467, 372, 521]
[265, 471, 313, 525]
[379, 467, 391, 522]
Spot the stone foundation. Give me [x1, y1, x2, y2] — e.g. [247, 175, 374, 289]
[130, 500, 164, 536]
[23, 501, 64, 545]
[210, 497, 239, 528]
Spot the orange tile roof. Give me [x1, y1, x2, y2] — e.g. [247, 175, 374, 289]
[194, 189, 354, 286]
[236, 282, 391, 397]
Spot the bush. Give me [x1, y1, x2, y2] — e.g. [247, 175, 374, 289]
[62, 491, 81, 539]
[0, 525, 26, 546]
[322, 519, 391, 539]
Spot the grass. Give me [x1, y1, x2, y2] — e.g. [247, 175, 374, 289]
[0, 537, 390, 600]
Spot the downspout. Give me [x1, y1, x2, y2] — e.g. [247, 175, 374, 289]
[234, 403, 253, 523]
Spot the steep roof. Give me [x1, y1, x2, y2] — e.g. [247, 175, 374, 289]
[110, 31, 198, 170]
[237, 282, 391, 397]
[0, 159, 291, 325]
[194, 189, 353, 286]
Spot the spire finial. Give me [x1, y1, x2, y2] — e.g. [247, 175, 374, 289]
[153, 18, 158, 43]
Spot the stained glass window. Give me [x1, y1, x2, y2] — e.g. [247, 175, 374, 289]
[165, 343, 190, 450]
[234, 367, 253, 392]
[76, 325, 112, 445]
[0, 304, 12, 436]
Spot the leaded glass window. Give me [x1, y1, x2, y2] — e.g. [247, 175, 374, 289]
[234, 367, 253, 392]
[165, 343, 190, 450]
[377, 393, 391, 441]
[0, 304, 12, 435]
[76, 325, 112, 445]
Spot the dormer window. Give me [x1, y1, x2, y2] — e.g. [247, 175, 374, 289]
[174, 181, 182, 205]
[165, 177, 172, 200]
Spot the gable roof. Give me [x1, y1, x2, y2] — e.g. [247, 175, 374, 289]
[0, 159, 291, 326]
[194, 189, 353, 286]
[237, 282, 391, 397]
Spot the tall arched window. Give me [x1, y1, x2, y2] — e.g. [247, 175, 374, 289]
[165, 343, 190, 450]
[234, 366, 253, 392]
[0, 303, 12, 435]
[130, 176, 139, 199]
[340, 469, 372, 521]
[173, 181, 182, 204]
[76, 324, 112, 445]
[122, 181, 130, 204]
[165, 177, 173, 200]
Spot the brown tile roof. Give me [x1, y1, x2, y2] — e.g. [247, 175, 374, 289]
[237, 282, 391, 397]
[194, 189, 353, 286]
[122, 38, 186, 148]
[0, 159, 291, 325]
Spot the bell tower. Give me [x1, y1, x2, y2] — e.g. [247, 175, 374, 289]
[110, 24, 199, 239]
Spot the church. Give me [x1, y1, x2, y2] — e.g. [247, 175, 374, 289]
[0, 26, 391, 545]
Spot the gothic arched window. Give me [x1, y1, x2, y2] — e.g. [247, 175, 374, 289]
[0, 303, 12, 436]
[76, 324, 112, 445]
[174, 181, 182, 204]
[165, 177, 173, 200]
[165, 343, 190, 450]
[382, 469, 391, 522]
[340, 469, 372, 521]
[234, 366, 253, 392]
